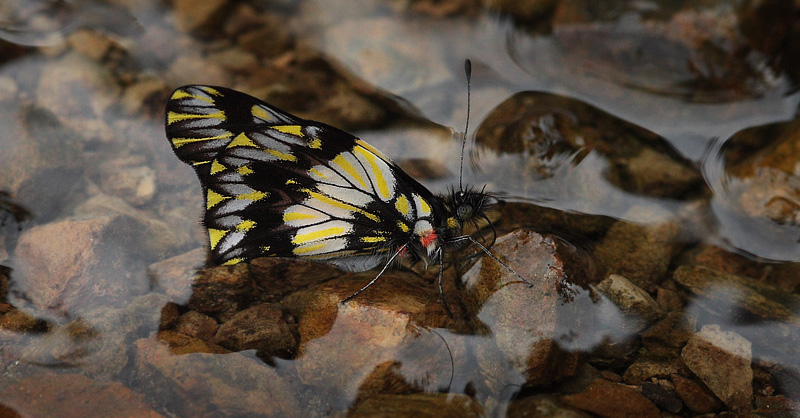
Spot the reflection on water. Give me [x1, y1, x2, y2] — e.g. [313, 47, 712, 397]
[0, 0, 799, 416]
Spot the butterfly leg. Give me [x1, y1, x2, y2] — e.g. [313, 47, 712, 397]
[341, 243, 409, 304]
[451, 235, 534, 287]
[437, 248, 453, 316]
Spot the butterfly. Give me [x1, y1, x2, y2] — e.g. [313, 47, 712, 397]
[165, 63, 531, 310]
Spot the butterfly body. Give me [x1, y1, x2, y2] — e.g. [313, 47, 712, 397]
[165, 85, 492, 281]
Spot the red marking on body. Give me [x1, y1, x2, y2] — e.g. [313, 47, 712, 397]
[419, 230, 438, 248]
[398, 247, 408, 257]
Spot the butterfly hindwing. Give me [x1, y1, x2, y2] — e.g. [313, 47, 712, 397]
[165, 85, 443, 269]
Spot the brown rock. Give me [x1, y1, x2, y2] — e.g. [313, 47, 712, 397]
[560, 379, 660, 418]
[157, 330, 229, 355]
[121, 78, 168, 116]
[249, 256, 343, 302]
[595, 274, 663, 330]
[132, 337, 298, 417]
[623, 359, 685, 385]
[213, 303, 295, 357]
[641, 312, 696, 358]
[67, 29, 115, 61]
[674, 265, 800, 326]
[172, 0, 230, 34]
[681, 324, 753, 411]
[175, 310, 218, 341]
[671, 374, 723, 414]
[594, 219, 680, 290]
[639, 381, 682, 413]
[0, 371, 165, 418]
[13, 216, 151, 315]
[187, 263, 255, 318]
[292, 273, 454, 399]
[0, 310, 46, 333]
[349, 393, 484, 418]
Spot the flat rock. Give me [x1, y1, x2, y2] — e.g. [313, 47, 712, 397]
[147, 248, 207, 304]
[132, 337, 298, 417]
[671, 373, 722, 414]
[461, 230, 608, 387]
[0, 371, 165, 418]
[681, 324, 753, 411]
[348, 393, 484, 418]
[13, 215, 151, 316]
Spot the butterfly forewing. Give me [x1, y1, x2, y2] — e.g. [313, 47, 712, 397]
[165, 85, 443, 270]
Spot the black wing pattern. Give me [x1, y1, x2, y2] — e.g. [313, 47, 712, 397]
[165, 85, 444, 271]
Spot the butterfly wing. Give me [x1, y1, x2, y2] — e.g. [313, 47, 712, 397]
[165, 85, 442, 270]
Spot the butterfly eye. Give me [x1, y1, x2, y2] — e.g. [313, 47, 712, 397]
[456, 204, 473, 220]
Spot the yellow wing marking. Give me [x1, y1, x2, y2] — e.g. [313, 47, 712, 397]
[292, 226, 346, 244]
[308, 138, 322, 149]
[417, 195, 432, 215]
[200, 86, 222, 96]
[252, 105, 272, 121]
[360, 236, 386, 243]
[206, 190, 229, 209]
[395, 195, 410, 216]
[193, 160, 210, 166]
[237, 166, 254, 175]
[331, 154, 367, 189]
[167, 110, 225, 125]
[353, 145, 390, 199]
[236, 190, 268, 201]
[283, 211, 317, 222]
[355, 139, 391, 161]
[273, 125, 304, 137]
[292, 242, 327, 255]
[303, 189, 379, 223]
[266, 148, 296, 162]
[170, 89, 214, 103]
[208, 228, 227, 250]
[172, 131, 233, 148]
[210, 160, 226, 175]
[397, 221, 410, 233]
[227, 133, 258, 148]
[309, 168, 326, 179]
[236, 220, 256, 231]
[222, 257, 244, 266]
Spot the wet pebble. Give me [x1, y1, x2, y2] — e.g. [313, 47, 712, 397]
[681, 324, 753, 411]
[212, 303, 295, 358]
[174, 310, 218, 341]
[98, 157, 157, 206]
[594, 217, 681, 290]
[36, 53, 119, 141]
[595, 274, 663, 330]
[67, 29, 116, 61]
[640, 311, 696, 359]
[187, 263, 255, 319]
[506, 395, 590, 418]
[157, 330, 229, 355]
[171, 0, 230, 34]
[671, 373, 723, 414]
[560, 378, 661, 418]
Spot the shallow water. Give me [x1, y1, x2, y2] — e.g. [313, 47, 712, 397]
[0, 0, 799, 416]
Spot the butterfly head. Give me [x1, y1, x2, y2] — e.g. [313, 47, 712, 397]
[443, 186, 493, 236]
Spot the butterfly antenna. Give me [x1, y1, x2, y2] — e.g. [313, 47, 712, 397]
[459, 59, 472, 192]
